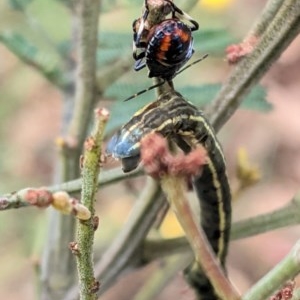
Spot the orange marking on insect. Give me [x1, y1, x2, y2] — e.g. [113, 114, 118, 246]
[175, 27, 190, 42]
[156, 35, 172, 60]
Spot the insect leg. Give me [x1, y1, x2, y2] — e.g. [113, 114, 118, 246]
[164, 0, 199, 31]
[134, 56, 147, 71]
[135, 3, 150, 46]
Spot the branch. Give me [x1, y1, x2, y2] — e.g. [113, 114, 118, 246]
[231, 194, 300, 240]
[73, 108, 109, 300]
[143, 193, 300, 260]
[0, 167, 143, 211]
[140, 133, 240, 300]
[67, 0, 100, 146]
[207, 0, 300, 131]
[243, 241, 300, 300]
[63, 178, 165, 300]
[40, 0, 100, 298]
[49, 166, 143, 194]
[247, 0, 284, 38]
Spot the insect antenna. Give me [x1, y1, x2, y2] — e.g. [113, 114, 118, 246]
[176, 53, 208, 76]
[124, 79, 166, 102]
[124, 54, 208, 102]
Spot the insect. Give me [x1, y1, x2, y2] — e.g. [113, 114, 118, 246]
[122, 0, 205, 102]
[134, 19, 195, 79]
[132, 0, 199, 68]
[106, 90, 231, 299]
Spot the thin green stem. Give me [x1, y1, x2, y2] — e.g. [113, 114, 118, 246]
[160, 175, 240, 300]
[231, 195, 300, 240]
[0, 167, 143, 211]
[49, 166, 143, 194]
[243, 241, 300, 300]
[206, 0, 300, 131]
[40, 0, 100, 299]
[75, 109, 109, 300]
[64, 178, 165, 300]
[68, 0, 100, 145]
[247, 0, 285, 38]
[143, 193, 300, 260]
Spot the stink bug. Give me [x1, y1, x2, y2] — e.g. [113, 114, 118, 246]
[123, 0, 206, 101]
[132, 0, 199, 79]
[133, 0, 199, 57]
[134, 18, 195, 80]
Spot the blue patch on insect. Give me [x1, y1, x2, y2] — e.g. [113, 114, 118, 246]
[106, 128, 143, 159]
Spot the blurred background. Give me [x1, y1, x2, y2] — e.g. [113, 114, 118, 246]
[0, 0, 300, 299]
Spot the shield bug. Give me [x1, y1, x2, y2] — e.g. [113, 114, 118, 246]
[124, 0, 206, 101]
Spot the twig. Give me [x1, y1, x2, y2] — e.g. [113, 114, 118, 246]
[143, 193, 300, 260]
[63, 178, 165, 300]
[74, 108, 109, 300]
[68, 0, 100, 145]
[243, 241, 300, 300]
[269, 280, 295, 300]
[94, 179, 163, 291]
[0, 167, 143, 211]
[231, 194, 300, 240]
[139, 133, 240, 300]
[49, 166, 142, 193]
[207, 0, 300, 130]
[247, 0, 285, 38]
[162, 175, 239, 300]
[40, 0, 100, 299]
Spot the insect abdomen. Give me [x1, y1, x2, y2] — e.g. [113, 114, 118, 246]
[146, 19, 194, 80]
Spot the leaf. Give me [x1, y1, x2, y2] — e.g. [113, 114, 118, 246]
[97, 31, 132, 65]
[8, 0, 33, 11]
[0, 31, 37, 56]
[193, 28, 237, 55]
[105, 83, 271, 136]
[0, 31, 66, 87]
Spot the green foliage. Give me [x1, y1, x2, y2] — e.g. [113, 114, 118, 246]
[0, 31, 66, 87]
[193, 28, 237, 54]
[97, 32, 132, 65]
[8, 0, 33, 11]
[0, 31, 38, 58]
